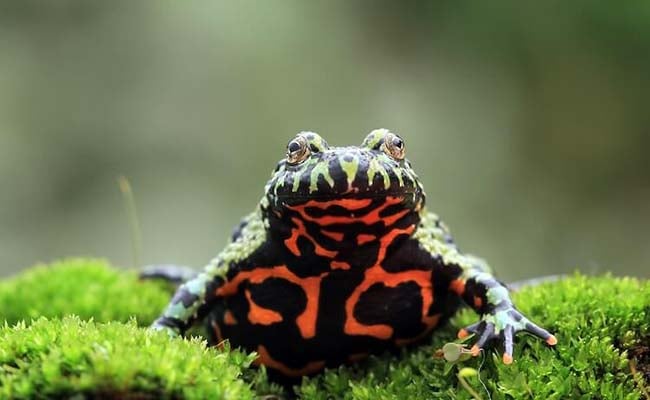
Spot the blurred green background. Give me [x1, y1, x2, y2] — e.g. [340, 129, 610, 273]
[1, 1, 649, 280]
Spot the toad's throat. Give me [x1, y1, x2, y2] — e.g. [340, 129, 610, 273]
[280, 196, 420, 258]
[285, 197, 414, 226]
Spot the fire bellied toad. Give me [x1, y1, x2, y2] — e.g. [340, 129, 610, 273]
[146, 129, 556, 380]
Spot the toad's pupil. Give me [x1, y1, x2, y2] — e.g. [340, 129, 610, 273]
[288, 141, 301, 153]
[393, 138, 403, 149]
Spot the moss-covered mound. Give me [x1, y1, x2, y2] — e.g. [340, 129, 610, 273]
[0, 259, 170, 325]
[0, 317, 255, 399]
[0, 259, 647, 399]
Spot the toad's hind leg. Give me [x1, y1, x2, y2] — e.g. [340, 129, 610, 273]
[140, 265, 199, 284]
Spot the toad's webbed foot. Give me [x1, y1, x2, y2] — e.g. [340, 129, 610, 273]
[448, 255, 557, 364]
[458, 306, 557, 364]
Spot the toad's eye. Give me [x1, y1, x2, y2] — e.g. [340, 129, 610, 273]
[382, 133, 405, 160]
[286, 136, 310, 165]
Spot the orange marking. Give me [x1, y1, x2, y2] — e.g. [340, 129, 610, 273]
[330, 261, 351, 270]
[502, 353, 513, 365]
[450, 279, 466, 295]
[547, 335, 558, 346]
[284, 226, 301, 256]
[321, 229, 345, 242]
[245, 289, 283, 325]
[288, 196, 406, 227]
[254, 345, 325, 377]
[344, 225, 436, 340]
[457, 328, 469, 339]
[470, 345, 480, 356]
[356, 234, 376, 245]
[223, 310, 237, 325]
[284, 217, 337, 258]
[382, 209, 410, 227]
[473, 295, 483, 309]
[300, 198, 373, 211]
[216, 265, 325, 339]
[295, 276, 324, 339]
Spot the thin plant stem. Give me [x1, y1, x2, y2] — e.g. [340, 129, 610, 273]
[118, 176, 142, 269]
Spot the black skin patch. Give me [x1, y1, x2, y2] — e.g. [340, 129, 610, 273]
[382, 239, 438, 272]
[288, 237, 333, 276]
[329, 159, 349, 193]
[462, 277, 491, 314]
[249, 278, 307, 318]
[368, 172, 388, 192]
[316, 270, 364, 336]
[354, 281, 426, 338]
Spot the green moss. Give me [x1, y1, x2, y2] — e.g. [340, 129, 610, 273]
[0, 260, 647, 399]
[0, 316, 255, 399]
[0, 259, 171, 326]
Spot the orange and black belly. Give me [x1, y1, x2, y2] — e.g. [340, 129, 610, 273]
[206, 261, 459, 380]
[204, 196, 463, 380]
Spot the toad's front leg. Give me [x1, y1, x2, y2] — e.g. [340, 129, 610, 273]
[149, 267, 225, 337]
[450, 255, 557, 364]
